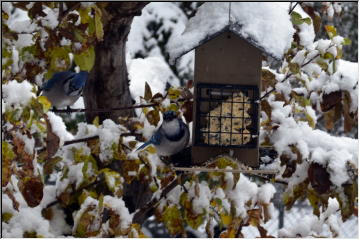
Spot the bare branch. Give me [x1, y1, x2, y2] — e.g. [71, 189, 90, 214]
[51, 103, 159, 113]
[63, 133, 142, 146]
[289, 2, 300, 14]
[63, 135, 99, 146]
[172, 167, 278, 175]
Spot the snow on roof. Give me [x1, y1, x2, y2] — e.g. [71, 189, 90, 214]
[168, 2, 295, 63]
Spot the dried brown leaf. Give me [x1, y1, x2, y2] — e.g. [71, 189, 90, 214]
[45, 115, 60, 158]
[18, 176, 44, 207]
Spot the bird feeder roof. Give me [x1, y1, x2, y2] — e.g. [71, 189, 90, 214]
[168, 2, 296, 63]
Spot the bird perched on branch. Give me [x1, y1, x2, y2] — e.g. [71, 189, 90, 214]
[40, 71, 88, 109]
[137, 110, 190, 156]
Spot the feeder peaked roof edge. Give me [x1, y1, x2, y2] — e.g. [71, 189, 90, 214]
[173, 24, 283, 64]
[168, 2, 295, 64]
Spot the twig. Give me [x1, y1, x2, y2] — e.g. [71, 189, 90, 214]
[353, 81, 358, 90]
[58, 2, 64, 21]
[58, 2, 81, 24]
[64, 135, 99, 146]
[249, 173, 288, 185]
[260, 49, 326, 101]
[260, 72, 292, 100]
[51, 103, 159, 113]
[289, 2, 299, 14]
[50, 97, 192, 113]
[63, 133, 142, 146]
[172, 167, 278, 175]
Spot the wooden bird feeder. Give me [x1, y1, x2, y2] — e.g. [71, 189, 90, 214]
[169, 3, 293, 168]
[172, 25, 282, 168]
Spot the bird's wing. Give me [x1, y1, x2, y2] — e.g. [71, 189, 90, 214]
[136, 130, 162, 151]
[180, 120, 190, 146]
[150, 130, 162, 145]
[41, 71, 76, 91]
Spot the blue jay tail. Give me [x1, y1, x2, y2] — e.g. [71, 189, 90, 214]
[136, 141, 151, 151]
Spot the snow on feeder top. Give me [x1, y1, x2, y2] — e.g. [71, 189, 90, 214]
[168, 2, 295, 167]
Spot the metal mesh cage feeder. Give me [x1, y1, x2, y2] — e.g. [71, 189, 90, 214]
[195, 83, 259, 148]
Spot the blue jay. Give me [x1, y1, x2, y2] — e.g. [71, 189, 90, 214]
[137, 111, 190, 156]
[41, 71, 88, 109]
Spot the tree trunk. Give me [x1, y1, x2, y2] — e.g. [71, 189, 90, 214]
[83, 2, 153, 225]
[84, 2, 148, 123]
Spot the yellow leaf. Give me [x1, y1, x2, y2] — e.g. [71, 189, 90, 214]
[74, 46, 95, 72]
[93, 5, 104, 41]
[92, 116, 100, 127]
[167, 87, 181, 100]
[163, 205, 184, 235]
[305, 111, 315, 129]
[37, 96, 51, 112]
[2, 212, 13, 223]
[220, 213, 232, 226]
[145, 145, 157, 154]
[78, 7, 90, 24]
[324, 25, 337, 39]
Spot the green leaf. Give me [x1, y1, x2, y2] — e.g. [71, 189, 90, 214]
[74, 46, 95, 71]
[102, 168, 122, 193]
[2, 142, 15, 187]
[291, 12, 303, 25]
[343, 38, 352, 46]
[303, 17, 312, 25]
[47, 46, 71, 72]
[323, 52, 334, 59]
[215, 198, 222, 206]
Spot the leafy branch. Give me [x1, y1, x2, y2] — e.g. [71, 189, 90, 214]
[260, 44, 335, 100]
[132, 175, 182, 224]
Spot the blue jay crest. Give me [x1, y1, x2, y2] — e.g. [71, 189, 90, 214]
[137, 110, 190, 157]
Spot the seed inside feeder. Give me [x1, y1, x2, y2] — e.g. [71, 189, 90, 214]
[201, 90, 252, 146]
